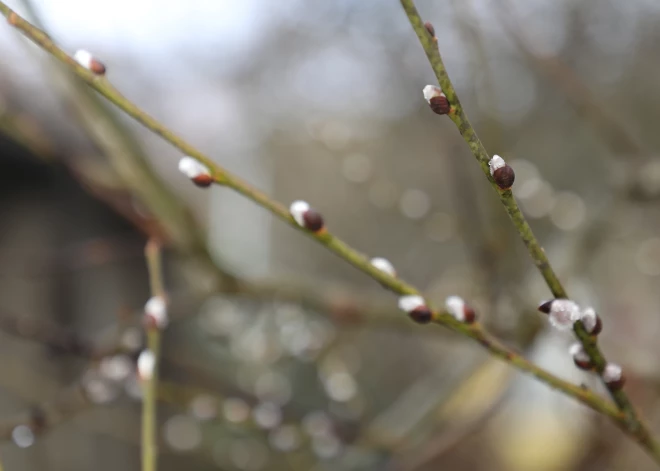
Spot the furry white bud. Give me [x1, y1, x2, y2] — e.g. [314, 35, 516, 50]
[178, 156, 210, 179]
[489, 155, 506, 176]
[144, 296, 168, 329]
[289, 200, 325, 232]
[398, 295, 426, 313]
[289, 200, 310, 227]
[423, 85, 444, 103]
[445, 295, 465, 320]
[445, 295, 476, 323]
[547, 299, 581, 330]
[74, 49, 105, 74]
[137, 350, 156, 381]
[370, 257, 396, 277]
[580, 307, 600, 334]
[569, 342, 588, 362]
[603, 363, 623, 383]
[74, 50, 93, 68]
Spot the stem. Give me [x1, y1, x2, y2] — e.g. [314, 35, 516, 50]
[143, 240, 165, 471]
[0, 1, 653, 457]
[399, 0, 660, 462]
[142, 331, 160, 471]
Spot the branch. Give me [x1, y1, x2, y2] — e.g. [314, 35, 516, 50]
[399, 0, 660, 462]
[493, 0, 647, 158]
[0, 1, 641, 453]
[141, 239, 166, 471]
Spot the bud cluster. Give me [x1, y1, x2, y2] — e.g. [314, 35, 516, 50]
[537, 299, 602, 335]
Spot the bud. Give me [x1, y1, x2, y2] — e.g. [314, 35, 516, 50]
[370, 257, 396, 277]
[602, 363, 625, 390]
[445, 295, 476, 323]
[537, 298, 581, 330]
[137, 350, 156, 381]
[178, 156, 213, 187]
[568, 342, 593, 370]
[424, 21, 436, 38]
[144, 295, 168, 330]
[422, 85, 450, 115]
[488, 155, 515, 190]
[74, 49, 106, 75]
[580, 307, 602, 335]
[398, 295, 432, 324]
[289, 200, 325, 233]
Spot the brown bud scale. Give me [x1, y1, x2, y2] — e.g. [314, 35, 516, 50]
[142, 314, 160, 331]
[605, 375, 626, 391]
[590, 316, 602, 336]
[493, 165, 515, 190]
[424, 21, 436, 38]
[303, 209, 325, 233]
[89, 59, 106, 75]
[409, 306, 432, 324]
[429, 95, 450, 115]
[192, 174, 214, 188]
[462, 305, 477, 324]
[573, 357, 593, 371]
[538, 299, 554, 314]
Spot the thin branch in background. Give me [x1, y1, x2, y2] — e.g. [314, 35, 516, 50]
[399, 0, 660, 462]
[0, 383, 90, 441]
[0, 1, 653, 463]
[494, 0, 647, 158]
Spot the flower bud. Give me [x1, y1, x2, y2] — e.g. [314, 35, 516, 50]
[489, 155, 515, 190]
[370, 257, 396, 277]
[537, 298, 581, 330]
[602, 363, 625, 390]
[398, 295, 432, 324]
[289, 200, 325, 233]
[423, 85, 450, 115]
[144, 296, 168, 330]
[568, 342, 593, 370]
[74, 49, 106, 75]
[580, 307, 602, 335]
[178, 156, 213, 187]
[445, 295, 476, 323]
[137, 350, 156, 381]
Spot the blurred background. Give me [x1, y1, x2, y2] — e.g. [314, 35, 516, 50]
[1, 0, 660, 469]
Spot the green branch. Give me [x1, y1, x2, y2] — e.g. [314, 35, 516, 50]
[399, 0, 660, 462]
[0, 1, 645, 455]
[142, 239, 166, 471]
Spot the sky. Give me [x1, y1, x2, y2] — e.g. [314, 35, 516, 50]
[9, 0, 263, 53]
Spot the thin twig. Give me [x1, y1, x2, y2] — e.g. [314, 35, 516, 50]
[143, 239, 165, 471]
[494, 0, 647, 158]
[0, 1, 645, 451]
[399, 0, 660, 462]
